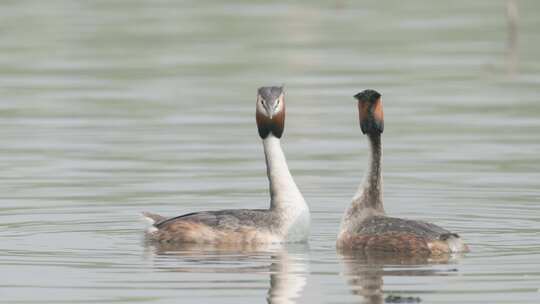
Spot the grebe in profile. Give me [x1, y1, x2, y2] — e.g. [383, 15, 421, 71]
[143, 86, 310, 244]
[337, 89, 469, 255]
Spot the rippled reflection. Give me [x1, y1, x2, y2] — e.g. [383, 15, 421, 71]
[145, 241, 308, 304]
[339, 251, 463, 304]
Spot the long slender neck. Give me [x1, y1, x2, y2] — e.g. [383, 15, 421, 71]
[361, 133, 384, 211]
[341, 133, 385, 229]
[263, 135, 305, 212]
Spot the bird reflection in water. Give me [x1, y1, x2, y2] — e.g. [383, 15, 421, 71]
[144, 240, 308, 304]
[338, 250, 464, 304]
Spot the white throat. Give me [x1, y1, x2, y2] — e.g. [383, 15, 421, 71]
[263, 134, 310, 240]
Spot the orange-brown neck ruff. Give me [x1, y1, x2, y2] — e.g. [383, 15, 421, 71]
[356, 89, 384, 135]
[256, 107, 285, 139]
[358, 97, 384, 135]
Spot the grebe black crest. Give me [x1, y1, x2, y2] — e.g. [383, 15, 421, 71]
[337, 89, 469, 256]
[143, 86, 310, 245]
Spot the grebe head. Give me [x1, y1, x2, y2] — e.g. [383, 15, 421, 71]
[256, 86, 285, 139]
[354, 89, 384, 135]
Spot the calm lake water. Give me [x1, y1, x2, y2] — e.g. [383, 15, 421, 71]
[1, 1, 540, 303]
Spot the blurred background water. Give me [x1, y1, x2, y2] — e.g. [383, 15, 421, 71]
[1, 0, 539, 303]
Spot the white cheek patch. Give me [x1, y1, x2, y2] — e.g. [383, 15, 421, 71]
[257, 100, 268, 115]
[275, 101, 282, 112]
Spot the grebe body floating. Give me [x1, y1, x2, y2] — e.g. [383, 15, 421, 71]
[337, 89, 469, 255]
[143, 87, 310, 245]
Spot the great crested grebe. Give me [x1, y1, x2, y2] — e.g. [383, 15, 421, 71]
[143, 86, 310, 244]
[337, 89, 469, 255]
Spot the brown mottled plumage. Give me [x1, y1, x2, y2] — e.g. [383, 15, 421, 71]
[337, 217, 466, 256]
[145, 209, 282, 244]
